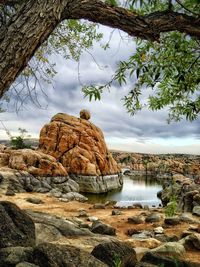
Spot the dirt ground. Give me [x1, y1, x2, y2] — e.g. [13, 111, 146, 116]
[1, 192, 200, 264]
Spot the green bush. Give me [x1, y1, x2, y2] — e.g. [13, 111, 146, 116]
[10, 128, 31, 149]
[165, 195, 177, 217]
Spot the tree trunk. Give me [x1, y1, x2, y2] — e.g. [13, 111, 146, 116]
[0, 0, 200, 99]
[0, 0, 71, 98]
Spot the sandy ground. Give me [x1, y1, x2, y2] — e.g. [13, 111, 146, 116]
[1, 192, 200, 264]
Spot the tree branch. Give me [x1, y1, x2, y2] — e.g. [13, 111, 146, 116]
[64, 0, 200, 41]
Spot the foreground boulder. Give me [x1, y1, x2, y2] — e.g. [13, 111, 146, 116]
[33, 242, 107, 267]
[141, 252, 200, 267]
[91, 241, 137, 267]
[39, 112, 122, 193]
[0, 201, 35, 248]
[0, 246, 34, 266]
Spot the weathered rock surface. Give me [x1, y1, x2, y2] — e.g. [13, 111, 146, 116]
[0, 201, 35, 248]
[151, 242, 185, 257]
[193, 206, 200, 217]
[70, 174, 123, 193]
[39, 113, 120, 176]
[112, 151, 200, 179]
[91, 221, 116, 236]
[0, 167, 81, 198]
[33, 242, 108, 267]
[1, 112, 122, 194]
[180, 233, 200, 250]
[0, 246, 34, 266]
[160, 176, 200, 212]
[141, 252, 200, 267]
[26, 210, 92, 241]
[1, 148, 67, 177]
[91, 241, 137, 267]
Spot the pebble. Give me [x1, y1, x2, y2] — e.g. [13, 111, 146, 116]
[154, 227, 164, 235]
[112, 210, 122, 216]
[87, 216, 99, 222]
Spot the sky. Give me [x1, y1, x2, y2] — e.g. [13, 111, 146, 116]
[0, 25, 200, 155]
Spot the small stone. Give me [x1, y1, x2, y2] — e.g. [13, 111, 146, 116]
[78, 210, 88, 218]
[58, 198, 69, 203]
[133, 203, 143, 209]
[49, 189, 62, 198]
[164, 217, 180, 225]
[91, 221, 116, 236]
[132, 230, 153, 240]
[126, 228, 141, 236]
[154, 227, 164, 235]
[93, 203, 105, 209]
[80, 109, 91, 120]
[87, 216, 99, 222]
[26, 198, 44, 205]
[193, 206, 200, 216]
[112, 210, 122, 215]
[80, 223, 90, 229]
[127, 238, 161, 249]
[145, 213, 161, 223]
[5, 190, 15, 196]
[143, 205, 149, 210]
[128, 215, 144, 224]
[181, 230, 193, 238]
[188, 225, 198, 231]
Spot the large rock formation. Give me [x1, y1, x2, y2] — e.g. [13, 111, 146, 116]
[39, 113, 122, 193]
[39, 113, 120, 176]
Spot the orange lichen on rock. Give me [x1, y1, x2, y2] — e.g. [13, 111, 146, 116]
[8, 149, 67, 177]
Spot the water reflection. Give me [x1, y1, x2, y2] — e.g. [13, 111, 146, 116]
[84, 175, 162, 207]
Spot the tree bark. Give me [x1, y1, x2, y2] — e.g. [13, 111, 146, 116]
[0, 0, 199, 99]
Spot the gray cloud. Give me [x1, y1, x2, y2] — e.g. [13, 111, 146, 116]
[0, 26, 200, 154]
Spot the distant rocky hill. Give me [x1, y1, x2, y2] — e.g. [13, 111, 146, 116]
[1, 138, 199, 178]
[111, 151, 200, 178]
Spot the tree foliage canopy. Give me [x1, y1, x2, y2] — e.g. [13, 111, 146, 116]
[0, 0, 200, 121]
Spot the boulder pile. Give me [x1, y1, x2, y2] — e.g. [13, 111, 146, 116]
[0, 112, 122, 195]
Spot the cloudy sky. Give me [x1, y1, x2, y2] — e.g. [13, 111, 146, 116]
[0, 26, 200, 154]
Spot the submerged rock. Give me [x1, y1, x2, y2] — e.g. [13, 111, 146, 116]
[70, 174, 123, 193]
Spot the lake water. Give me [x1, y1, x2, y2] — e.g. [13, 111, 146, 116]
[85, 175, 162, 207]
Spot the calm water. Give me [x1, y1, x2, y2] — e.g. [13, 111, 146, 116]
[85, 175, 162, 207]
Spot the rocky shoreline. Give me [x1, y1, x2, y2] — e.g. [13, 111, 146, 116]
[0, 111, 199, 266]
[0, 193, 199, 267]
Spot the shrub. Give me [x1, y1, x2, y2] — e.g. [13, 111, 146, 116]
[165, 195, 177, 217]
